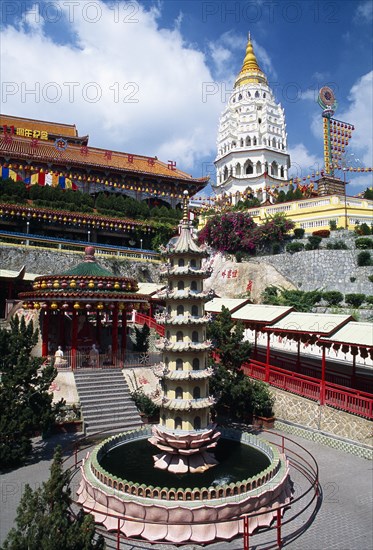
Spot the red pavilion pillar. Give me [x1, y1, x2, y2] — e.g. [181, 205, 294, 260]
[265, 332, 271, 382]
[71, 310, 78, 371]
[96, 311, 102, 348]
[112, 306, 119, 366]
[41, 310, 50, 357]
[254, 326, 258, 359]
[121, 310, 127, 360]
[296, 339, 301, 373]
[320, 344, 326, 405]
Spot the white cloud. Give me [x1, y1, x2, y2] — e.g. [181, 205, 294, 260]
[288, 143, 324, 177]
[338, 71, 373, 169]
[0, 0, 224, 173]
[354, 1, 373, 22]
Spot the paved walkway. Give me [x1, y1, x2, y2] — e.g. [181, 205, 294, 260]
[1, 430, 372, 549]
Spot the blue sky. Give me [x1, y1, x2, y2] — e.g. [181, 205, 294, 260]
[1, 0, 372, 194]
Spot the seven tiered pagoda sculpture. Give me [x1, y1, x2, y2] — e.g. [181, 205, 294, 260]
[149, 191, 220, 474]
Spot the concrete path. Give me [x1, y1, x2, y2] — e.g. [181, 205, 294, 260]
[1, 430, 372, 549]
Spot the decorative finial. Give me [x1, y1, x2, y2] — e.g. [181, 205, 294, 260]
[248, 31, 251, 41]
[182, 190, 189, 222]
[84, 246, 95, 262]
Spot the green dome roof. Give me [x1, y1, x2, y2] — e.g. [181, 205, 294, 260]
[61, 247, 116, 278]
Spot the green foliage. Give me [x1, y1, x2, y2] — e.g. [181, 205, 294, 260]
[355, 237, 373, 249]
[322, 290, 344, 306]
[257, 212, 295, 249]
[131, 388, 159, 417]
[326, 240, 349, 250]
[0, 317, 64, 470]
[344, 293, 366, 308]
[365, 295, 373, 305]
[286, 241, 304, 254]
[151, 222, 177, 251]
[354, 222, 372, 235]
[235, 250, 244, 263]
[251, 381, 275, 417]
[329, 220, 337, 231]
[363, 188, 373, 200]
[0, 178, 28, 203]
[261, 286, 322, 312]
[357, 251, 372, 266]
[368, 275, 373, 283]
[233, 196, 261, 210]
[275, 190, 286, 203]
[293, 227, 305, 239]
[2, 446, 105, 550]
[133, 323, 150, 352]
[207, 307, 274, 422]
[207, 306, 252, 372]
[305, 235, 322, 250]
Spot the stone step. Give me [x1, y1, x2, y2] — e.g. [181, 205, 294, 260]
[81, 404, 137, 415]
[78, 395, 133, 405]
[85, 418, 143, 433]
[75, 390, 131, 400]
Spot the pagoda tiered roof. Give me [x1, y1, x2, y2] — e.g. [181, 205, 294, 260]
[155, 312, 211, 326]
[155, 396, 216, 411]
[160, 266, 209, 278]
[156, 338, 212, 352]
[153, 363, 214, 380]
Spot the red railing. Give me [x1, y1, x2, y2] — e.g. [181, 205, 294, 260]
[133, 312, 165, 336]
[254, 349, 373, 393]
[242, 359, 373, 420]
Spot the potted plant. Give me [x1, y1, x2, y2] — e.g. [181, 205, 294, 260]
[252, 381, 275, 429]
[131, 388, 160, 424]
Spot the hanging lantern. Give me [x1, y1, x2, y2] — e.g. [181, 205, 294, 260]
[62, 303, 69, 310]
[85, 304, 92, 310]
[70, 280, 77, 288]
[88, 280, 95, 289]
[50, 302, 58, 310]
[73, 302, 80, 310]
[97, 302, 104, 310]
[53, 281, 59, 289]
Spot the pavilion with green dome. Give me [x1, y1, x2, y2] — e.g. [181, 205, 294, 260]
[19, 246, 148, 368]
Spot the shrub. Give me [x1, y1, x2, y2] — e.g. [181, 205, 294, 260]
[369, 275, 373, 283]
[131, 389, 159, 417]
[272, 243, 281, 254]
[329, 220, 337, 231]
[355, 237, 373, 250]
[355, 222, 371, 235]
[312, 229, 330, 238]
[345, 293, 366, 308]
[306, 235, 322, 250]
[286, 241, 305, 254]
[322, 290, 344, 306]
[235, 251, 243, 263]
[357, 251, 372, 266]
[365, 295, 373, 305]
[326, 240, 349, 250]
[293, 227, 305, 239]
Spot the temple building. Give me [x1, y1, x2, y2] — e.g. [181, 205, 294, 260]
[215, 35, 290, 201]
[0, 114, 208, 205]
[150, 192, 220, 473]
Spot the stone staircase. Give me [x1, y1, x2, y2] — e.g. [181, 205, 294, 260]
[74, 369, 143, 436]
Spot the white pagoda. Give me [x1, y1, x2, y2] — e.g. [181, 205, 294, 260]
[215, 34, 291, 201]
[150, 192, 220, 474]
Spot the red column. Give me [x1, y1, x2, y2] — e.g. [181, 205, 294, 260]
[71, 310, 78, 371]
[42, 310, 49, 357]
[351, 350, 357, 387]
[265, 332, 271, 382]
[296, 339, 301, 373]
[320, 344, 326, 405]
[254, 326, 258, 359]
[96, 311, 101, 348]
[112, 306, 119, 364]
[121, 310, 127, 360]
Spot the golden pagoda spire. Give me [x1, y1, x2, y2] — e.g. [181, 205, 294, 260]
[234, 33, 267, 88]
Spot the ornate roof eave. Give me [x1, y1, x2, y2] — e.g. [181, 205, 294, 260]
[19, 291, 148, 302]
[0, 136, 210, 186]
[156, 340, 212, 352]
[160, 396, 216, 411]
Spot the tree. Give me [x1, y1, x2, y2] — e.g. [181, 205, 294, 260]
[208, 307, 274, 422]
[133, 323, 150, 352]
[2, 446, 105, 550]
[261, 286, 322, 312]
[0, 316, 63, 470]
[207, 306, 252, 372]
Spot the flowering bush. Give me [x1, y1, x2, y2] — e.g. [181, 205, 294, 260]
[198, 212, 257, 253]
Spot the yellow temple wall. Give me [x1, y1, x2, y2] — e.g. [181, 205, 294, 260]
[198, 195, 373, 232]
